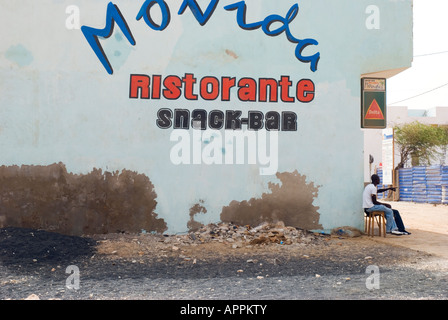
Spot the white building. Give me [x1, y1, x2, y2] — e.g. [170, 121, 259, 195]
[364, 106, 448, 183]
[0, 0, 414, 235]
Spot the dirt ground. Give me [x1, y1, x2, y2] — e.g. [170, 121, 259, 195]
[1, 201, 447, 301]
[90, 200, 448, 262]
[375, 201, 448, 259]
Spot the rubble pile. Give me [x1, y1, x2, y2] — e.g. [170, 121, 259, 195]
[164, 221, 325, 248]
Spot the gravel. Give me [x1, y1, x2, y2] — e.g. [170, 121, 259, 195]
[1, 225, 448, 304]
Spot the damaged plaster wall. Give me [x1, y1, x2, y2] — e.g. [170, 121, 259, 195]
[220, 171, 322, 230]
[0, 163, 166, 236]
[0, 1, 413, 235]
[187, 200, 207, 232]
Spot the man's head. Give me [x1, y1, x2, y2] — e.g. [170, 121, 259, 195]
[371, 174, 380, 186]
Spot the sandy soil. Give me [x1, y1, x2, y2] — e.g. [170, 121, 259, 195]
[387, 201, 448, 234]
[1, 201, 447, 300]
[375, 201, 448, 259]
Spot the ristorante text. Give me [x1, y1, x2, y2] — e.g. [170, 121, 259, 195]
[130, 74, 315, 131]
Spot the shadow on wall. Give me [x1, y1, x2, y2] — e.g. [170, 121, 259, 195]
[0, 163, 167, 236]
[220, 171, 322, 230]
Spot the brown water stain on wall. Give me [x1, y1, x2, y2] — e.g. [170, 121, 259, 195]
[220, 171, 322, 230]
[187, 200, 207, 232]
[0, 163, 166, 236]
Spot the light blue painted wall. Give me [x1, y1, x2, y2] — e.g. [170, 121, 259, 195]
[0, 0, 412, 233]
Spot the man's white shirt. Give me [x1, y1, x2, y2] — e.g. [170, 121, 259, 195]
[363, 183, 377, 208]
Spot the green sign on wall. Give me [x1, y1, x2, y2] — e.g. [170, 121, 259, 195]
[361, 78, 386, 129]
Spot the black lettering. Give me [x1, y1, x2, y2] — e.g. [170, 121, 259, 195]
[191, 109, 207, 130]
[282, 111, 297, 131]
[248, 111, 264, 130]
[265, 111, 280, 131]
[174, 109, 190, 129]
[209, 110, 224, 129]
[225, 110, 242, 130]
[156, 108, 173, 129]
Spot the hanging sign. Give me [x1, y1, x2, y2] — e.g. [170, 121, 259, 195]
[361, 78, 386, 129]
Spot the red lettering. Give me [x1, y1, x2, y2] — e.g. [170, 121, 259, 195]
[279, 76, 294, 103]
[163, 75, 182, 100]
[152, 75, 161, 99]
[238, 78, 257, 102]
[129, 74, 315, 104]
[221, 77, 236, 101]
[296, 79, 315, 103]
[129, 74, 150, 99]
[259, 78, 278, 102]
[182, 73, 198, 100]
[200, 77, 220, 100]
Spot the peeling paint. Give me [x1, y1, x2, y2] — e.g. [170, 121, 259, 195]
[0, 163, 166, 236]
[187, 200, 207, 232]
[220, 171, 322, 230]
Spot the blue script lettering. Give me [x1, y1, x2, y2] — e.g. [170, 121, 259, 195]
[224, 1, 320, 72]
[81, 2, 136, 75]
[137, 0, 171, 31]
[178, 0, 220, 26]
[81, 0, 320, 75]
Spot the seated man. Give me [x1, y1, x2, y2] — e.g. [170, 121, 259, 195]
[363, 174, 411, 235]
